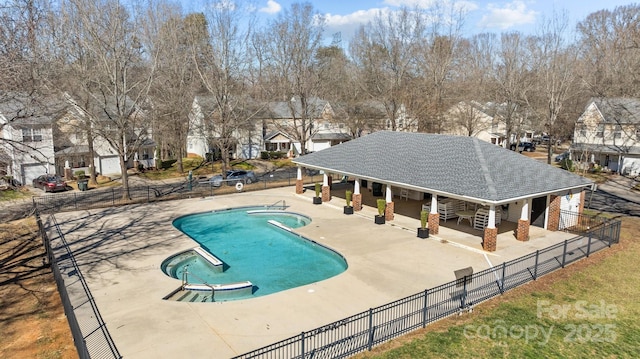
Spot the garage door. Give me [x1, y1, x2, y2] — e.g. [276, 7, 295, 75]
[98, 156, 121, 176]
[22, 163, 48, 186]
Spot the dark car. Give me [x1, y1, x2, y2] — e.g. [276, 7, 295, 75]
[32, 175, 67, 192]
[203, 170, 257, 187]
[555, 151, 570, 162]
[510, 142, 536, 152]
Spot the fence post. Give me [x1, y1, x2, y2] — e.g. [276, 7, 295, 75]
[561, 240, 567, 268]
[461, 275, 467, 309]
[300, 331, 305, 359]
[422, 290, 428, 328]
[147, 186, 150, 203]
[586, 232, 593, 257]
[533, 250, 539, 280]
[74, 193, 78, 210]
[500, 262, 506, 293]
[112, 188, 115, 206]
[368, 308, 374, 350]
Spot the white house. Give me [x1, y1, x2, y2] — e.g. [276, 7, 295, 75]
[0, 94, 59, 185]
[187, 95, 351, 159]
[572, 97, 640, 176]
[53, 94, 156, 178]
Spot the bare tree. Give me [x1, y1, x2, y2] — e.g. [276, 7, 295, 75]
[188, 1, 257, 174]
[491, 32, 534, 149]
[55, 0, 156, 199]
[255, 2, 325, 155]
[144, 2, 201, 174]
[528, 11, 579, 163]
[349, 7, 425, 132]
[576, 4, 640, 98]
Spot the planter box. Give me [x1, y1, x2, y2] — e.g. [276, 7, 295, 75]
[417, 227, 429, 238]
[344, 206, 354, 215]
[375, 215, 385, 225]
[313, 197, 322, 205]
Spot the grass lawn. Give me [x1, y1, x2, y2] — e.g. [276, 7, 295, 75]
[356, 216, 640, 359]
[0, 188, 32, 201]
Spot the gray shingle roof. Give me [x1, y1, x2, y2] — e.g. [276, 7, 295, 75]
[293, 131, 593, 204]
[588, 98, 640, 124]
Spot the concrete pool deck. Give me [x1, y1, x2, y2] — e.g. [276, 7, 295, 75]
[47, 186, 577, 358]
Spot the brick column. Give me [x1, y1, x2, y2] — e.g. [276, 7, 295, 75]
[516, 219, 530, 241]
[353, 193, 362, 211]
[385, 201, 395, 221]
[547, 195, 561, 231]
[64, 167, 73, 180]
[322, 185, 331, 202]
[483, 227, 498, 251]
[295, 179, 303, 194]
[428, 213, 439, 235]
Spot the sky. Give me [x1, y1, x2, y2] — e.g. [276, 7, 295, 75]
[240, 0, 636, 41]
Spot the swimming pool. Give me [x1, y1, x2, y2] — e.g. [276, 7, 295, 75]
[164, 207, 347, 300]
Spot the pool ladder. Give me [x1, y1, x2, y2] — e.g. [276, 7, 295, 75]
[181, 265, 215, 302]
[267, 200, 286, 210]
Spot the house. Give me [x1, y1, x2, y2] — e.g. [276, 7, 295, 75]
[187, 95, 351, 159]
[186, 95, 263, 160]
[572, 97, 640, 176]
[292, 131, 593, 251]
[0, 94, 61, 185]
[53, 94, 156, 178]
[443, 101, 536, 147]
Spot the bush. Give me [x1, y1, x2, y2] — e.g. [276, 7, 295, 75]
[345, 190, 352, 206]
[377, 198, 386, 216]
[74, 170, 86, 179]
[560, 158, 574, 171]
[260, 151, 288, 160]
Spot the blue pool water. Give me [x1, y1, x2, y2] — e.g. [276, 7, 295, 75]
[168, 207, 347, 299]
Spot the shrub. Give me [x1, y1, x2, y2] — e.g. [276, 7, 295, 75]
[74, 170, 86, 179]
[376, 198, 386, 216]
[315, 182, 321, 197]
[420, 210, 428, 229]
[345, 190, 352, 207]
[560, 158, 574, 171]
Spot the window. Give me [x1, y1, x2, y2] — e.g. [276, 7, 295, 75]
[614, 125, 622, 139]
[21, 128, 42, 142]
[142, 149, 149, 160]
[636, 129, 640, 141]
[595, 124, 604, 138]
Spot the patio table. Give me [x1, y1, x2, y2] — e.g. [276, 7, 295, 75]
[455, 210, 475, 226]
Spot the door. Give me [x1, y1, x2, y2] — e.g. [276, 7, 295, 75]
[531, 196, 547, 228]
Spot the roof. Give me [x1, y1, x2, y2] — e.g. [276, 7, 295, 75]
[311, 132, 352, 141]
[265, 97, 329, 119]
[0, 92, 66, 126]
[585, 98, 640, 124]
[293, 131, 593, 204]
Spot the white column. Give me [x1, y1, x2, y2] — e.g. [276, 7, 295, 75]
[385, 185, 392, 202]
[323, 173, 328, 186]
[354, 178, 360, 195]
[520, 199, 529, 220]
[430, 194, 438, 214]
[296, 166, 302, 180]
[488, 204, 496, 228]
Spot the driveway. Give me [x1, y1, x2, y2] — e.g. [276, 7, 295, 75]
[587, 175, 640, 217]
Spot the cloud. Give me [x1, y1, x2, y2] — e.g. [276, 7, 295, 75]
[479, 1, 538, 30]
[324, 8, 390, 40]
[383, 0, 436, 8]
[259, 0, 281, 14]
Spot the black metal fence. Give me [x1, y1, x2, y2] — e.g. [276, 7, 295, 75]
[31, 171, 319, 215]
[30, 182, 622, 359]
[232, 217, 621, 359]
[36, 211, 122, 359]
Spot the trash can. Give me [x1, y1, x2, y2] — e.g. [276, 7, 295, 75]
[78, 179, 88, 191]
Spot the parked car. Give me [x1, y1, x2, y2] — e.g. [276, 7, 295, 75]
[555, 151, 570, 162]
[510, 142, 536, 152]
[203, 170, 257, 187]
[32, 175, 67, 192]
